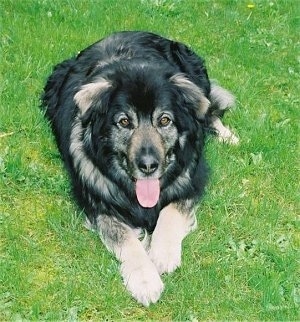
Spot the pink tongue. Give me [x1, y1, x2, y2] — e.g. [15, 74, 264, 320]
[136, 179, 160, 208]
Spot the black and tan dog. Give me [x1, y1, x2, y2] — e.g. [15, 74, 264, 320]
[42, 31, 238, 306]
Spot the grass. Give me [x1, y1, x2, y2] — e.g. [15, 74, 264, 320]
[0, 0, 299, 320]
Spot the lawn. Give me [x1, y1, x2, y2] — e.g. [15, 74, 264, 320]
[0, 0, 299, 320]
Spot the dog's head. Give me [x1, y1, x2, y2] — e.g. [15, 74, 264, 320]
[74, 64, 209, 207]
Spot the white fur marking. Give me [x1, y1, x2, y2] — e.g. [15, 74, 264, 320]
[211, 116, 240, 145]
[179, 132, 187, 149]
[116, 233, 164, 306]
[96, 217, 164, 306]
[149, 203, 196, 274]
[121, 254, 164, 306]
[84, 217, 95, 231]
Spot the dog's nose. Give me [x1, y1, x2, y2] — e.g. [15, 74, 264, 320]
[138, 154, 159, 174]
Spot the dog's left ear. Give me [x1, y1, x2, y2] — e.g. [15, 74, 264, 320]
[170, 73, 210, 119]
[74, 78, 112, 115]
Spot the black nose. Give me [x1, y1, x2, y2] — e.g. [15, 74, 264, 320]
[138, 154, 159, 174]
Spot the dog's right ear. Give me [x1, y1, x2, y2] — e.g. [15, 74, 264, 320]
[74, 78, 112, 115]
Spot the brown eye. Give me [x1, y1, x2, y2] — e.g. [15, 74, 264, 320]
[159, 116, 171, 127]
[119, 117, 130, 128]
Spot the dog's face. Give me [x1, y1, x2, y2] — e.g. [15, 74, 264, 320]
[110, 96, 179, 207]
[113, 105, 178, 177]
[74, 65, 209, 207]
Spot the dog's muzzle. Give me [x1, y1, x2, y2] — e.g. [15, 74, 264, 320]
[134, 144, 161, 208]
[136, 146, 159, 175]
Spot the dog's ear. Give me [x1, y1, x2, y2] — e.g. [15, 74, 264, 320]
[74, 78, 112, 115]
[170, 73, 210, 119]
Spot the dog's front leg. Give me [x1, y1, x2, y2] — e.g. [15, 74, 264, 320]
[96, 215, 164, 306]
[149, 201, 197, 275]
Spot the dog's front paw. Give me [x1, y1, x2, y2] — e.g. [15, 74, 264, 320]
[121, 257, 164, 306]
[149, 241, 181, 275]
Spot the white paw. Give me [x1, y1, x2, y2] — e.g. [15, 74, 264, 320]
[149, 242, 182, 275]
[121, 257, 164, 306]
[217, 127, 240, 145]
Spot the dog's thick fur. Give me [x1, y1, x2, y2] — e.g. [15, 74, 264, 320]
[41, 31, 237, 306]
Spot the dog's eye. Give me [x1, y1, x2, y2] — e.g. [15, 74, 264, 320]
[118, 117, 130, 128]
[159, 116, 171, 127]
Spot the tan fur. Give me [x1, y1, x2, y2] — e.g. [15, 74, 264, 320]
[128, 126, 164, 163]
[170, 73, 210, 119]
[149, 202, 197, 274]
[74, 78, 112, 114]
[96, 215, 163, 307]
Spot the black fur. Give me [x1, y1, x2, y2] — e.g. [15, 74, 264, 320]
[41, 31, 211, 232]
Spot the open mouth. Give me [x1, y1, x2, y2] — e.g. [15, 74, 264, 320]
[121, 153, 161, 208]
[135, 178, 160, 208]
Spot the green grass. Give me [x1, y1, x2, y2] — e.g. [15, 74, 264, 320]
[0, 0, 299, 320]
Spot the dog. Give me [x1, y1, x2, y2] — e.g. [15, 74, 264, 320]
[41, 31, 238, 306]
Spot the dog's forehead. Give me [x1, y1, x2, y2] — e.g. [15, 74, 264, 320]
[113, 86, 173, 118]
